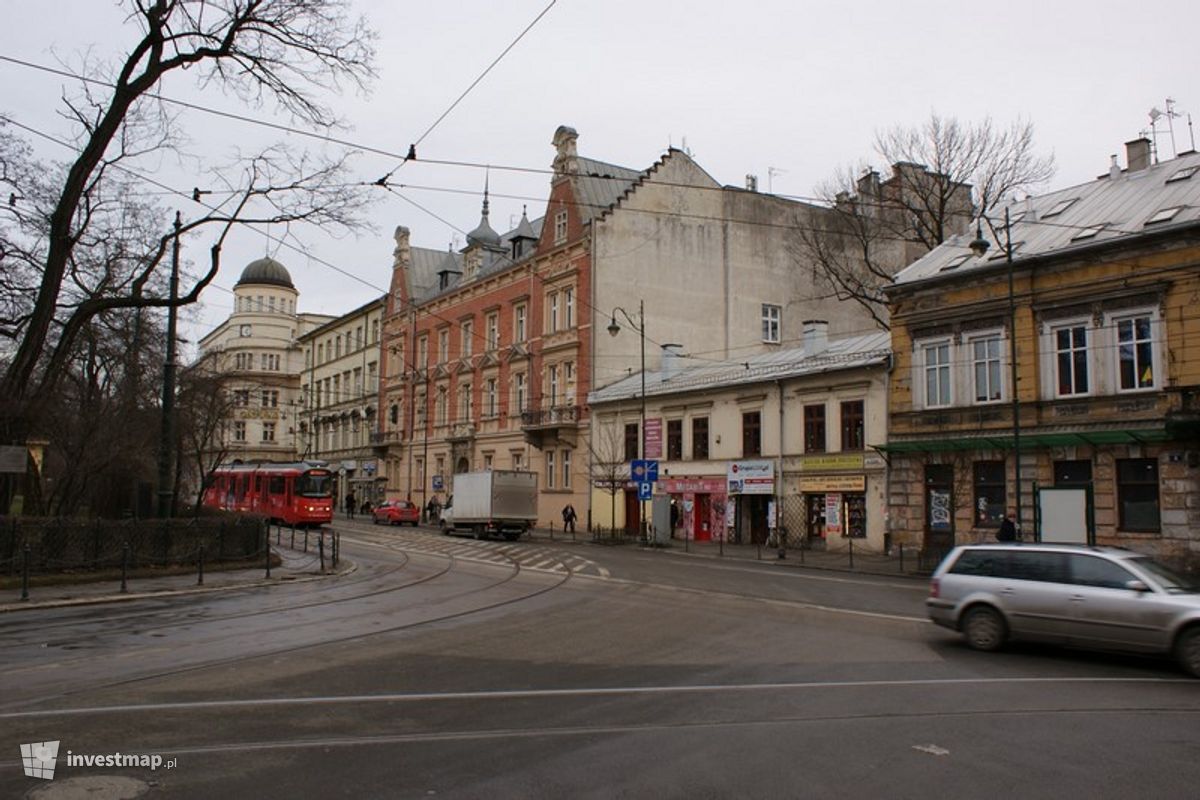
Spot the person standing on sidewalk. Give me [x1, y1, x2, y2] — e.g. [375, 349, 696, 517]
[562, 502, 577, 533]
[345, 490, 356, 520]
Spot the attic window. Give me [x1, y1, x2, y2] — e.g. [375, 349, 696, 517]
[1166, 165, 1199, 183]
[1041, 198, 1078, 218]
[1071, 224, 1107, 241]
[940, 254, 973, 272]
[1145, 206, 1184, 226]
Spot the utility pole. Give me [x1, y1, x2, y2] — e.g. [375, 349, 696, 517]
[156, 211, 182, 518]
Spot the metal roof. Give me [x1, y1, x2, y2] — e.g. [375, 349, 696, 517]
[589, 331, 891, 404]
[573, 156, 642, 224]
[893, 149, 1200, 287]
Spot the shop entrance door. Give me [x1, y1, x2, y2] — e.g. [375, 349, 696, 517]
[623, 489, 641, 535]
[923, 464, 955, 570]
[694, 494, 712, 541]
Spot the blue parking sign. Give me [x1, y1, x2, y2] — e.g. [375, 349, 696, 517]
[637, 481, 653, 501]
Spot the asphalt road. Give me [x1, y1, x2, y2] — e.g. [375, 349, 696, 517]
[2, 522, 1197, 799]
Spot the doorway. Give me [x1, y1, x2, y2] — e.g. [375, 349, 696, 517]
[623, 489, 641, 535]
[924, 464, 955, 563]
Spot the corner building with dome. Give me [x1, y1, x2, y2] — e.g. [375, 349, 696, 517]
[196, 257, 335, 464]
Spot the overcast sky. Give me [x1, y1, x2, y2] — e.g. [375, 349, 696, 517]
[4, 1, 1199, 356]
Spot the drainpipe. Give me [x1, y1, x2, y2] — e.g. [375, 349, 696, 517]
[776, 379, 786, 558]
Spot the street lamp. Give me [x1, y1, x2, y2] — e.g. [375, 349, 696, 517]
[970, 207, 1023, 537]
[607, 300, 646, 539]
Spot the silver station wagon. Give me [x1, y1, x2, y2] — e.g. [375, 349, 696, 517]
[926, 543, 1200, 676]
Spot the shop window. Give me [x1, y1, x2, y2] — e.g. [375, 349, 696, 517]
[667, 419, 683, 460]
[742, 411, 761, 457]
[973, 461, 1006, 528]
[1117, 458, 1160, 532]
[692, 417, 709, 460]
[804, 404, 826, 453]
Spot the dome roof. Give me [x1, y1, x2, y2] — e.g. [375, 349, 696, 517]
[236, 257, 294, 289]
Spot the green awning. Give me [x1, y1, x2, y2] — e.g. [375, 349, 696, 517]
[879, 427, 1174, 453]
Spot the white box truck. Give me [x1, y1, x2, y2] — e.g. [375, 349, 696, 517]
[439, 470, 538, 540]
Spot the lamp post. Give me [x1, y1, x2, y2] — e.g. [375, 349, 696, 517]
[970, 207, 1022, 537]
[607, 300, 646, 539]
[156, 211, 182, 518]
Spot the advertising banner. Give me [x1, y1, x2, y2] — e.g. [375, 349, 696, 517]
[726, 460, 774, 495]
[643, 418, 663, 459]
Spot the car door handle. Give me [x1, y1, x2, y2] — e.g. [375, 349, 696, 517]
[1069, 594, 1085, 601]
[1000, 588, 1015, 595]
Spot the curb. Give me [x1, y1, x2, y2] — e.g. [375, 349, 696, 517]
[0, 558, 358, 614]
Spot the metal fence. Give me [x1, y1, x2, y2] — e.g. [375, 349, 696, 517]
[1, 515, 266, 575]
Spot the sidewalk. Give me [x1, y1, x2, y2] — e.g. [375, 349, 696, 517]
[520, 526, 929, 580]
[0, 542, 353, 613]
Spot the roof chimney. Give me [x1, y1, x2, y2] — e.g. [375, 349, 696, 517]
[745, 174, 759, 192]
[660, 343, 683, 382]
[1109, 154, 1122, 180]
[802, 320, 829, 356]
[1126, 138, 1152, 172]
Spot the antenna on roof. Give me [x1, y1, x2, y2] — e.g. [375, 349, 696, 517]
[1149, 98, 1185, 160]
[767, 167, 788, 194]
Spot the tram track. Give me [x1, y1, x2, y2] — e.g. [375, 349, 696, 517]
[1, 535, 579, 712]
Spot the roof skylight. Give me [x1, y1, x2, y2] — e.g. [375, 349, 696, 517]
[1145, 206, 1184, 225]
[1071, 224, 1107, 241]
[940, 254, 973, 272]
[1041, 198, 1079, 218]
[1166, 165, 1199, 184]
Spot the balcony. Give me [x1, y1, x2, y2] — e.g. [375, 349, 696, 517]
[521, 404, 582, 449]
[369, 429, 403, 452]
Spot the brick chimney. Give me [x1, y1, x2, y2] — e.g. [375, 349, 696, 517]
[1125, 138, 1152, 172]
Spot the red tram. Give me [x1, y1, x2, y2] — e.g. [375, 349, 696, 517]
[203, 462, 334, 526]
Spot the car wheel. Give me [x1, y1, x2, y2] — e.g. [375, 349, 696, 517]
[962, 606, 1006, 652]
[1175, 626, 1200, 678]
[411, 520, 419, 527]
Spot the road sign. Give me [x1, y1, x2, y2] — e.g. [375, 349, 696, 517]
[637, 481, 653, 501]
[631, 459, 659, 482]
[432, 474, 444, 491]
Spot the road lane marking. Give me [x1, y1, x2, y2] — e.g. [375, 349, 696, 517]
[0, 676, 1189, 719]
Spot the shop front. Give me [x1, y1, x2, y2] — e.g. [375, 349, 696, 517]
[799, 474, 867, 550]
[727, 460, 775, 545]
[660, 476, 726, 541]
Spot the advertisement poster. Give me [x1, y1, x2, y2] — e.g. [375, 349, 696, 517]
[726, 460, 774, 495]
[824, 493, 843, 537]
[643, 418, 663, 459]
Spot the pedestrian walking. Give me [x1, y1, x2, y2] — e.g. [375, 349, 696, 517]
[997, 513, 1017, 542]
[561, 502, 577, 533]
[345, 490, 356, 520]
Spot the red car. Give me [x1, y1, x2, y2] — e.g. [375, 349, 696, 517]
[372, 499, 421, 526]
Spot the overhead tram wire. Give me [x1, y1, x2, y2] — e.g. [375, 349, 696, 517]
[374, 0, 559, 186]
[5, 54, 1124, 240]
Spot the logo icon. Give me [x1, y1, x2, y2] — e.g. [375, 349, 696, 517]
[20, 741, 60, 780]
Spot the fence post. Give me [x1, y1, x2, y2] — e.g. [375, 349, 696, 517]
[778, 526, 787, 560]
[304, 529, 309, 553]
[848, 537, 855, 570]
[120, 541, 130, 593]
[549, 521, 554, 542]
[318, 532, 325, 574]
[332, 530, 339, 567]
[290, 525, 295, 550]
[197, 544, 205, 585]
[899, 543, 904, 573]
[20, 543, 30, 601]
[265, 524, 272, 579]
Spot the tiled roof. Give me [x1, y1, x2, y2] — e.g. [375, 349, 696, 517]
[893, 150, 1200, 286]
[588, 331, 892, 404]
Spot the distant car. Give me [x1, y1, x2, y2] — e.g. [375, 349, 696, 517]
[927, 543, 1200, 677]
[372, 500, 420, 527]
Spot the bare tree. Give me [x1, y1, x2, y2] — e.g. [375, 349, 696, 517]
[0, 0, 376, 444]
[793, 113, 1055, 328]
[586, 419, 630, 535]
[176, 357, 236, 513]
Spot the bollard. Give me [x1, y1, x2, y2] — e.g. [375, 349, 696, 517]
[265, 527, 272, 578]
[276, 524, 281, 546]
[718, 533, 724, 557]
[899, 543, 905, 573]
[197, 545, 205, 586]
[848, 537, 855, 570]
[319, 532, 325, 573]
[20, 543, 30, 601]
[120, 542, 130, 593]
[290, 526, 295, 549]
[799, 538, 805, 565]
[332, 530, 339, 567]
[304, 529, 309, 553]
[549, 521, 554, 542]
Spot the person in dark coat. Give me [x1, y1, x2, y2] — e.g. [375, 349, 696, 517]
[562, 503, 577, 533]
[345, 490, 356, 520]
[997, 514, 1017, 542]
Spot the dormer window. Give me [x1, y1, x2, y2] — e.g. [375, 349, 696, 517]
[1145, 206, 1183, 226]
[1041, 198, 1078, 218]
